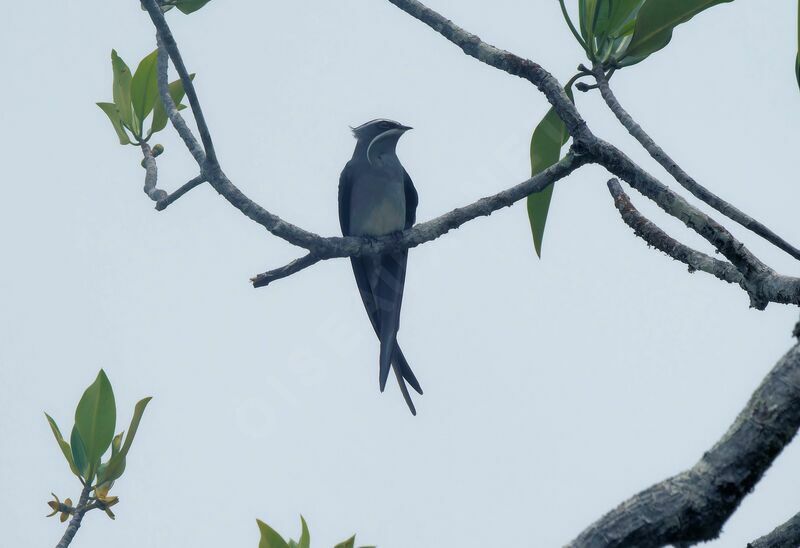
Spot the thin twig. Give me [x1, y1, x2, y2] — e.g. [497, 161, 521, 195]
[607, 178, 745, 287]
[55, 483, 92, 548]
[155, 175, 206, 210]
[154, 39, 206, 166]
[592, 138, 800, 309]
[140, 143, 166, 202]
[593, 65, 800, 262]
[251, 253, 322, 288]
[142, 1, 217, 166]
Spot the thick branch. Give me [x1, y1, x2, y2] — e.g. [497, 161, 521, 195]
[748, 513, 800, 548]
[569, 338, 800, 547]
[607, 178, 745, 288]
[594, 66, 800, 262]
[55, 483, 92, 548]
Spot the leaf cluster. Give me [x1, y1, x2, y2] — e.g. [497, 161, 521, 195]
[528, 0, 743, 256]
[45, 370, 151, 518]
[97, 50, 191, 145]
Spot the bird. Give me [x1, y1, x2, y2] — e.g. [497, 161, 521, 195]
[338, 118, 422, 415]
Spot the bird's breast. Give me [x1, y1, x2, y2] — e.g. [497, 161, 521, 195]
[349, 174, 406, 237]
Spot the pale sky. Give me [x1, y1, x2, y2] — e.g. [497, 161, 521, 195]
[1, 1, 799, 547]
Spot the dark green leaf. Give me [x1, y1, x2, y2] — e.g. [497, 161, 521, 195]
[526, 84, 575, 258]
[70, 426, 89, 479]
[334, 536, 356, 548]
[98, 397, 151, 484]
[257, 519, 290, 548]
[607, 0, 647, 36]
[131, 50, 160, 130]
[96, 103, 132, 145]
[111, 50, 135, 134]
[45, 413, 80, 477]
[175, 0, 213, 14]
[150, 74, 194, 135]
[298, 516, 310, 548]
[74, 370, 116, 471]
[623, 0, 734, 64]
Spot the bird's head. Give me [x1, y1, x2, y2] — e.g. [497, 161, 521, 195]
[351, 119, 412, 164]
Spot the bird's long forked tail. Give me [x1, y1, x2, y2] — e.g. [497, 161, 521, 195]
[393, 361, 417, 416]
[379, 337, 423, 415]
[373, 251, 422, 414]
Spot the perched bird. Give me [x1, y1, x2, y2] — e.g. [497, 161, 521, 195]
[338, 119, 422, 414]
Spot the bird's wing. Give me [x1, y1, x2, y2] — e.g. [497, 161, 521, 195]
[338, 163, 354, 235]
[404, 169, 418, 229]
[341, 164, 381, 332]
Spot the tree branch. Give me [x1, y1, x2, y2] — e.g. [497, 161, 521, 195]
[607, 178, 745, 288]
[569, 337, 800, 547]
[593, 139, 800, 309]
[55, 483, 92, 548]
[139, 0, 800, 312]
[251, 253, 322, 288]
[748, 512, 800, 548]
[155, 174, 206, 210]
[384, 0, 592, 142]
[139, 143, 205, 209]
[593, 66, 800, 262]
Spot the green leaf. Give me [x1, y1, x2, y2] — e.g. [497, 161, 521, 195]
[257, 519, 290, 548]
[150, 74, 194, 135]
[96, 103, 132, 145]
[334, 536, 356, 548]
[622, 0, 735, 64]
[526, 83, 575, 258]
[579, 0, 599, 55]
[74, 370, 116, 472]
[45, 414, 81, 477]
[111, 50, 135, 134]
[111, 431, 124, 458]
[97, 397, 151, 484]
[131, 50, 160, 131]
[70, 426, 90, 480]
[175, 0, 213, 14]
[586, 0, 648, 64]
[607, 0, 647, 36]
[796, 0, 799, 91]
[298, 516, 310, 548]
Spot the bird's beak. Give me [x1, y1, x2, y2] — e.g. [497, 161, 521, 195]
[400, 124, 413, 132]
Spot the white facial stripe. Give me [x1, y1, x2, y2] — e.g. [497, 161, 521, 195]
[353, 118, 396, 132]
[366, 128, 404, 165]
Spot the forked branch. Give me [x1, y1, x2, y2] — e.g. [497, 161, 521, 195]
[593, 65, 800, 262]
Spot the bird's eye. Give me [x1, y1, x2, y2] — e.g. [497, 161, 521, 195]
[379, 121, 391, 129]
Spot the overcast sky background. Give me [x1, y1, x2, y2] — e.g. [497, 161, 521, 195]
[1, 1, 799, 547]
